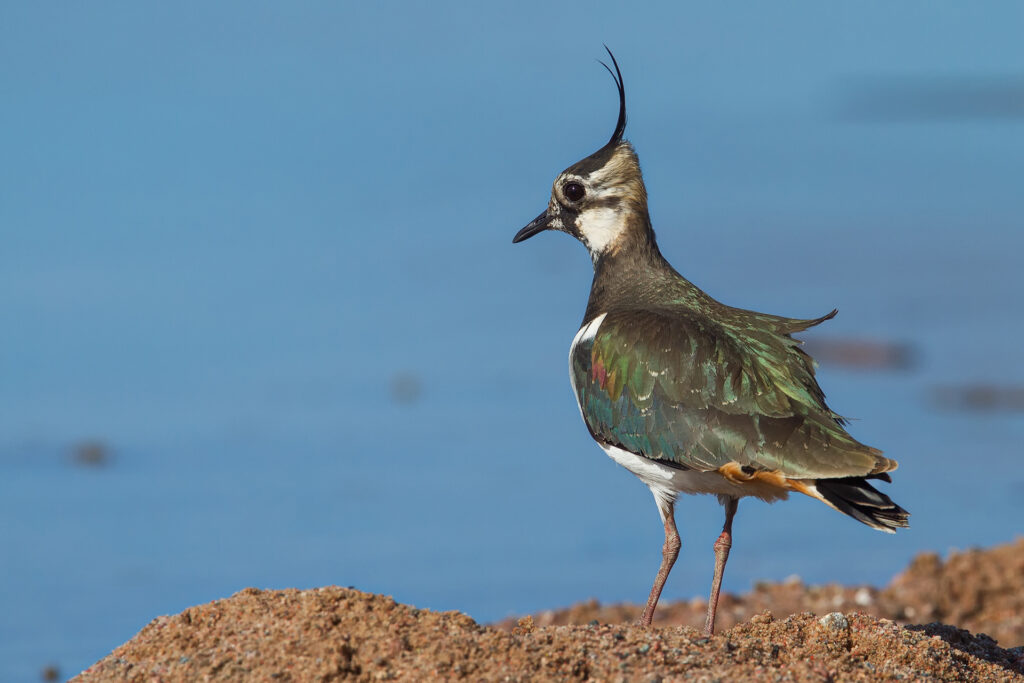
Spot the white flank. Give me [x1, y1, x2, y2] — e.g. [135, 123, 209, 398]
[601, 444, 682, 519]
[568, 312, 608, 414]
[576, 206, 625, 256]
[601, 444, 791, 518]
[576, 312, 608, 345]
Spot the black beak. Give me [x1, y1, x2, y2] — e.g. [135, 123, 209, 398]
[512, 210, 552, 243]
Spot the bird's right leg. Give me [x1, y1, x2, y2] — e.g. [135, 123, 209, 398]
[637, 497, 680, 627]
[703, 496, 738, 635]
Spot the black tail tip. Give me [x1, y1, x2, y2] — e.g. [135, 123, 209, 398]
[817, 476, 909, 533]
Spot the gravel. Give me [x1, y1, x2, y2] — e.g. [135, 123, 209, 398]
[74, 539, 1024, 682]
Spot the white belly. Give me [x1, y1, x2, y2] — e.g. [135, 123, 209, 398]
[601, 443, 789, 517]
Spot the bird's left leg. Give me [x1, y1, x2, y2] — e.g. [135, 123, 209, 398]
[637, 497, 681, 627]
[703, 496, 738, 636]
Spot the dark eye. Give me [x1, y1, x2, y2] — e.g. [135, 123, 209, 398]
[562, 181, 586, 202]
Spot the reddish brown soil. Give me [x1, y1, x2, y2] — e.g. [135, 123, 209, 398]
[74, 540, 1024, 682]
[512, 539, 1024, 649]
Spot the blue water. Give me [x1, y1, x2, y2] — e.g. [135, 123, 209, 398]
[3, 3, 1024, 680]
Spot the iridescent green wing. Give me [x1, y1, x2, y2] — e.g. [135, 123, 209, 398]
[571, 309, 890, 478]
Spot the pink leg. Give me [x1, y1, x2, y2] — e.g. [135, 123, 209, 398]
[638, 500, 681, 627]
[704, 497, 738, 636]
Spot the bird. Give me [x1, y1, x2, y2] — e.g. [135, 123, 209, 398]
[512, 49, 909, 635]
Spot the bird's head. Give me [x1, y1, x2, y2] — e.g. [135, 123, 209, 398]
[513, 49, 651, 261]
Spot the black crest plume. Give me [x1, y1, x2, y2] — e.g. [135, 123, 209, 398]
[598, 46, 626, 146]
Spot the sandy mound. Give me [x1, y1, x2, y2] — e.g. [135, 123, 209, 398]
[74, 540, 1024, 682]
[513, 538, 1024, 649]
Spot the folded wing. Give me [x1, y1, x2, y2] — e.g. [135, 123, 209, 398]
[570, 308, 896, 479]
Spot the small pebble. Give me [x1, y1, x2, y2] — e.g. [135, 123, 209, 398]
[818, 612, 849, 631]
[854, 588, 874, 606]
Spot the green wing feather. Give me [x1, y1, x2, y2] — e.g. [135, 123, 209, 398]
[571, 308, 894, 479]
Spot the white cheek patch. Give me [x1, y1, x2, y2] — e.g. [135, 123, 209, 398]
[576, 206, 625, 254]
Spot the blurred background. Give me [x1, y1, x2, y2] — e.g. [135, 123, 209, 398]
[3, 2, 1023, 680]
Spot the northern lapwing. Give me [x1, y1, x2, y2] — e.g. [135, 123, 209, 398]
[512, 49, 908, 635]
